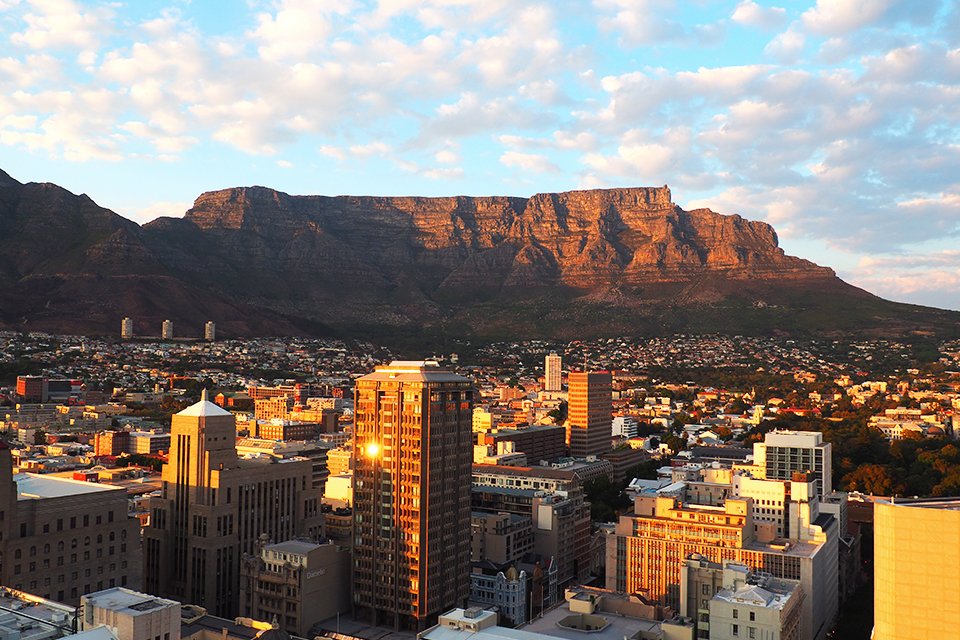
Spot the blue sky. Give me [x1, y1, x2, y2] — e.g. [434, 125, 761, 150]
[1, 0, 959, 309]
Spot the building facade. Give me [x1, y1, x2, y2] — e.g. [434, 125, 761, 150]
[566, 372, 612, 458]
[749, 431, 832, 498]
[0, 444, 142, 604]
[873, 498, 960, 640]
[204, 321, 216, 342]
[143, 392, 323, 618]
[121, 317, 134, 340]
[239, 539, 350, 637]
[161, 320, 173, 340]
[352, 361, 473, 631]
[544, 353, 562, 393]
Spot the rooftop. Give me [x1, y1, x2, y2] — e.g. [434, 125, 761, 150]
[359, 361, 470, 384]
[14, 473, 123, 500]
[82, 588, 179, 615]
[886, 497, 960, 510]
[521, 603, 659, 640]
[177, 390, 232, 418]
[265, 540, 323, 555]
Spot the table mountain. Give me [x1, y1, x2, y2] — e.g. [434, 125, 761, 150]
[1, 168, 956, 341]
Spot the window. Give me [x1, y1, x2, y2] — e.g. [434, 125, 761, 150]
[748, 629, 756, 639]
[749, 612, 755, 622]
[733, 610, 739, 619]
[732, 624, 739, 637]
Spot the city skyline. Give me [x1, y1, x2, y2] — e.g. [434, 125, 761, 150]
[0, 1, 958, 308]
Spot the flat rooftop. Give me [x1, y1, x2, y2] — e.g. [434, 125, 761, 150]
[82, 588, 178, 615]
[266, 540, 323, 555]
[887, 497, 960, 510]
[14, 473, 123, 500]
[520, 603, 660, 640]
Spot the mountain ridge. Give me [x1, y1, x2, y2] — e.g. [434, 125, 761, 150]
[0, 169, 955, 342]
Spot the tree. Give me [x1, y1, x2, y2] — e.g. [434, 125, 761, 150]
[841, 464, 900, 495]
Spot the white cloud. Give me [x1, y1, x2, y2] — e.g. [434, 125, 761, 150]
[801, 0, 895, 36]
[731, 1, 787, 30]
[10, 0, 112, 51]
[499, 150, 559, 173]
[764, 27, 805, 62]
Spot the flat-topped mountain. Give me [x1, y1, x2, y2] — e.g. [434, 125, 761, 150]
[1, 169, 955, 341]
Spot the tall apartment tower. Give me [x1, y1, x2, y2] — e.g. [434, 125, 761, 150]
[566, 371, 612, 458]
[121, 317, 133, 339]
[544, 352, 562, 392]
[161, 319, 174, 340]
[143, 391, 323, 617]
[352, 361, 473, 631]
[874, 498, 960, 640]
[204, 321, 216, 341]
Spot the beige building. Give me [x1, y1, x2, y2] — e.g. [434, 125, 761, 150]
[353, 361, 473, 631]
[239, 539, 350, 637]
[204, 321, 215, 342]
[121, 317, 134, 340]
[873, 498, 960, 640]
[607, 486, 837, 640]
[567, 372, 612, 458]
[143, 392, 323, 618]
[161, 320, 173, 340]
[471, 512, 534, 564]
[0, 443, 141, 604]
[544, 353, 562, 392]
[81, 588, 181, 640]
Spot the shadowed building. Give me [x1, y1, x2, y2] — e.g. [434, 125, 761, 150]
[143, 391, 323, 617]
[352, 361, 473, 631]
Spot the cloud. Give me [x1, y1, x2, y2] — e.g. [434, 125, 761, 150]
[499, 151, 559, 173]
[10, 0, 112, 51]
[801, 0, 890, 36]
[731, 1, 788, 30]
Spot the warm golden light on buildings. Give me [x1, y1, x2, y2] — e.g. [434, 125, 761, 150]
[352, 360, 473, 632]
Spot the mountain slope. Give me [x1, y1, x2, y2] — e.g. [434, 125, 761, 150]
[1, 169, 956, 340]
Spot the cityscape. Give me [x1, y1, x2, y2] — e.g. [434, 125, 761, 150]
[0, 325, 957, 640]
[0, 2, 958, 640]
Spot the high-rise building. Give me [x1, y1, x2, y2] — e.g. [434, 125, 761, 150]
[566, 371, 612, 458]
[544, 353, 562, 392]
[161, 319, 174, 340]
[749, 431, 833, 498]
[352, 361, 473, 631]
[121, 317, 134, 339]
[873, 498, 960, 640]
[204, 321, 216, 341]
[15, 375, 47, 402]
[143, 391, 323, 617]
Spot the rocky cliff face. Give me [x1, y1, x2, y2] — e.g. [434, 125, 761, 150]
[1, 169, 954, 340]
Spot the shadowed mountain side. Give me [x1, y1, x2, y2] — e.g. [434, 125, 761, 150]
[1, 169, 957, 341]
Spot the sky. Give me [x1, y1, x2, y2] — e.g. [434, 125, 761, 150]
[1, 0, 959, 309]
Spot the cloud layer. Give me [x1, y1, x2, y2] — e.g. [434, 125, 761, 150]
[0, 0, 958, 308]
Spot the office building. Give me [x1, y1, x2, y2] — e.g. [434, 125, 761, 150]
[239, 539, 350, 637]
[544, 353, 562, 392]
[95, 430, 131, 456]
[681, 558, 802, 640]
[567, 372, 612, 458]
[0, 443, 142, 603]
[478, 425, 566, 463]
[748, 431, 832, 498]
[873, 498, 960, 640]
[161, 320, 173, 340]
[121, 317, 133, 340]
[81, 588, 180, 640]
[607, 485, 837, 640]
[129, 431, 170, 455]
[143, 391, 323, 617]
[16, 376, 47, 402]
[352, 361, 473, 631]
[471, 465, 592, 589]
[204, 321, 216, 342]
